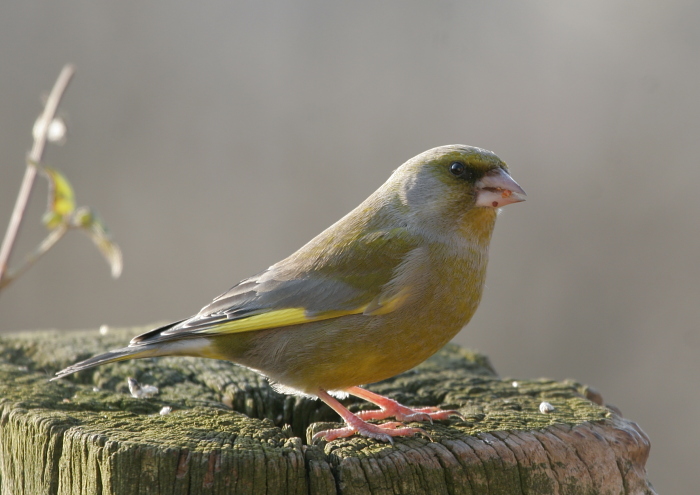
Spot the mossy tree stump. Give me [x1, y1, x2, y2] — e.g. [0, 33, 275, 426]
[0, 327, 654, 494]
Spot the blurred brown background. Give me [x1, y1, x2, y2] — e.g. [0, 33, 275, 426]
[1, 2, 698, 492]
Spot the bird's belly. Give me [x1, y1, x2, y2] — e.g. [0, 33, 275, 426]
[219, 306, 470, 395]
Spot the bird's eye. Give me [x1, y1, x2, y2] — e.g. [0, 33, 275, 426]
[449, 162, 474, 181]
[450, 162, 465, 176]
[449, 161, 476, 181]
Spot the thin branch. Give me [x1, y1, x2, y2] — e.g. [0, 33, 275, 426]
[0, 225, 69, 290]
[0, 64, 76, 286]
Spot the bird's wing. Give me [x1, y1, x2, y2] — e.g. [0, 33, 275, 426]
[131, 227, 421, 344]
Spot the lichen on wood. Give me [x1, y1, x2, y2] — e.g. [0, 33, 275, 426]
[0, 327, 655, 494]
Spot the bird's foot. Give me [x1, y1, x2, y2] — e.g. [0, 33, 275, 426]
[312, 420, 429, 444]
[346, 386, 464, 423]
[313, 388, 442, 444]
[355, 403, 464, 423]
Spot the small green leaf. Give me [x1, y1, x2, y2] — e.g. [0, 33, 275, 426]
[41, 211, 63, 230]
[72, 207, 123, 278]
[42, 167, 76, 229]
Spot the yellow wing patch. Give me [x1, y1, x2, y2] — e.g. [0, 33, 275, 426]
[199, 307, 361, 335]
[200, 287, 414, 335]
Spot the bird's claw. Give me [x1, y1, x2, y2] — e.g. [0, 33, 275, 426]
[407, 407, 465, 422]
[356, 404, 464, 424]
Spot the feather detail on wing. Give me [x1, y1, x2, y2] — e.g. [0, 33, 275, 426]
[131, 226, 423, 345]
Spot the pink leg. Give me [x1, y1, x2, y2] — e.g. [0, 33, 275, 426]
[347, 386, 464, 423]
[312, 389, 428, 444]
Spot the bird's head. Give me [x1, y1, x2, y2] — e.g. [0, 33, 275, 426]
[388, 144, 526, 239]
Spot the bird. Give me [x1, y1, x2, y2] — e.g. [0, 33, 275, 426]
[53, 144, 526, 443]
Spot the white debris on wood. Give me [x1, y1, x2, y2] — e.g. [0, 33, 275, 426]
[128, 377, 159, 399]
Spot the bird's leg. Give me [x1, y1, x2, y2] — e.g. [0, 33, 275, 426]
[312, 389, 428, 444]
[348, 386, 464, 423]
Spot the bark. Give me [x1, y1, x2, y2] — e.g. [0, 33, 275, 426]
[0, 327, 655, 494]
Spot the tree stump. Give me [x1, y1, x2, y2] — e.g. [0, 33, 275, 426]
[0, 327, 655, 494]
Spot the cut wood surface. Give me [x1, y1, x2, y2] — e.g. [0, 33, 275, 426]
[0, 327, 655, 494]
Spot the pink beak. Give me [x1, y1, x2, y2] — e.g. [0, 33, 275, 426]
[475, 168, 526, 208]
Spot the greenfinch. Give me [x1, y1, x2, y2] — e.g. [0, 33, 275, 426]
[54, 145, 525, 443]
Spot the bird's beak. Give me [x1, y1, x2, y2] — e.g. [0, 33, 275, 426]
[475, 168, 527, 208]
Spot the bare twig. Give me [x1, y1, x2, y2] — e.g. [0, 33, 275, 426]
[0, 64, 76, 287]
[0, 225, 68, 290]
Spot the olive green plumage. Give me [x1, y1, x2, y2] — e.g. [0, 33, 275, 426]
[54, 144, 525, 441]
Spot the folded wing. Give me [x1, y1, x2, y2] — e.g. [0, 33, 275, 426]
[131, 227, 421, 346]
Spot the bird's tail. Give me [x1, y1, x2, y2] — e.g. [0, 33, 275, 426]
[51, 345, 159, 381]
